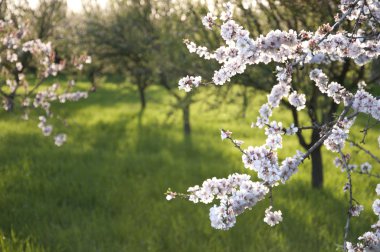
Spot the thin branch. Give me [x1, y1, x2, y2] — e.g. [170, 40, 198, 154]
[338, 149, 353, 252]
[347, 139, 380, 164]
[282, 100, 310, 149]
[352, 170, 380, 179]
[224, 133, 248, 157]
[301, 102, 354, 161]
[27, 77, 46, 96]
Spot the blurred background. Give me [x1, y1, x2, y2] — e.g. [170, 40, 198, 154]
[0, 0, 379, 251]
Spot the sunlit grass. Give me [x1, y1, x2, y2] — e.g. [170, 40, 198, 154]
[0, 81, 378, 251]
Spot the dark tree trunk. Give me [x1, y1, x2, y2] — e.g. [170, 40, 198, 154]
[311, 146, 323, 188]
[241, 86, 248, 118]
[4, 96, 14, 111]
[182, 103, 191, 136]
[137, 85, 146, 111]
[88, 70, 97, 92]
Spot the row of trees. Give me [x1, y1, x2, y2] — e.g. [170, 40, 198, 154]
[78, 0, 378, 189]
[1, 0, 379, 187]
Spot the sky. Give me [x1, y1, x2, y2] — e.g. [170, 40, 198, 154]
[28, 0, 108, 12]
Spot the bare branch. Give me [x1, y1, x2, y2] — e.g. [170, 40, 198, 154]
[347, 139, 380, 164]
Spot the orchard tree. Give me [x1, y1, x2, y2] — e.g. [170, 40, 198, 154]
[83, 0, 158, 112]
[0, 18, 90, 146]
[154, 0, 221, 136]
[23, 0, 67, 41]
[167, 1, 380, 251]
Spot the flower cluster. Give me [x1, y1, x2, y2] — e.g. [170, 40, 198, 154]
[288, 91, 306, 111]
[242, 146, 280, 184]
[350, 205, 364, 217]
[202, 13, 217, 30]
[324, 117, 355, 152]
[54, 133, 67, 147]
[178, 75, 202, 92]
[340, 0, 380, 23]
[352, 89, 380, 121]
[184, 174, 269, 230]
[309, 69, 352, 105]
[38, 116, 53, 136]
[279, 151, 303, 183]
[264, 207, 283, 226]
[58, 91, 88, 103]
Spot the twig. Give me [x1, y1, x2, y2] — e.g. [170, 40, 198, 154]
[347, 139, 380, 164]
[225, 134, 248, 157]
[301, 102, 354, 161]
[338, 149, 353, 252]
[352, 170, 380, 179]
[269, 187, 273, 207]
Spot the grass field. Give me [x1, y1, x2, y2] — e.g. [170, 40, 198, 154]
[0, 80, 379, 251]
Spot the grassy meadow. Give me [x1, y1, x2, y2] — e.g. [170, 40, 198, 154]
[0, 80, 379, 251]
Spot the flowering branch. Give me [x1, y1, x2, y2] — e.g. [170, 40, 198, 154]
[168, 1, 380, 249]
[0, 20, 91, 146]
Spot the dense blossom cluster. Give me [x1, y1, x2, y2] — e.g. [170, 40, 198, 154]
[352, 89, 380, 121]
[184, 174, 269, 230]
[288, 91, 306, 111]
[310, 68, 380, 123]
[324, 117, 355, 152]
[181, 15, 380, 91]
[170, 1, 380, 249]
[0, 20, 91, 145]
[242, 146, 280, 184]
[340, 0, 380, 22]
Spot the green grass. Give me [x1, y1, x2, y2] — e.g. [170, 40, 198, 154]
[0, 81, 379, 251]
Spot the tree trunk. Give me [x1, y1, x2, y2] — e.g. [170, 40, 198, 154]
[311, 145, 323, 188]
[182, 103, 191, 136]
[137, 85, 146, 111]
[241, 86, 248, 118]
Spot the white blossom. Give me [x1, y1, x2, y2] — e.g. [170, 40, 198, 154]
[178, 76, 202, 92]
[350, 205, 364, 217]
[264, 206, 283, 226]
[285, 124, 298, 135]
[376, 184, 380, 196]
[54, 134, 67, 147]
[373, 199, 380, 216]
[360, 162, 372, 173]
[202, 13, 217, 30]
[288, 91, 306, 111]
[221, 129, 232, 140]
